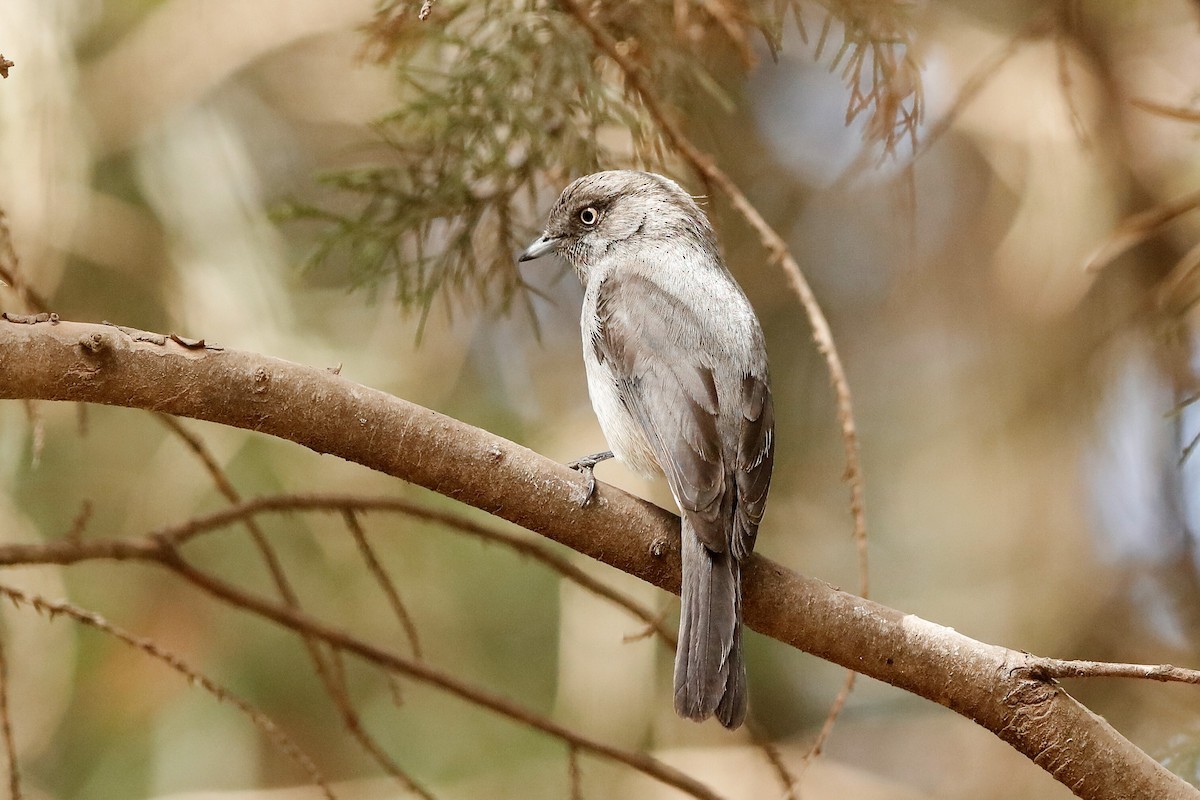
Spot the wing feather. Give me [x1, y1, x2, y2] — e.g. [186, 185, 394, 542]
[594, 272, 771, 555]
[733, 373, 773, 559]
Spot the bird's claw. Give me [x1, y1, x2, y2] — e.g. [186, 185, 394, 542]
[566, 451, 613, 507]
[574, 465, 598, 507]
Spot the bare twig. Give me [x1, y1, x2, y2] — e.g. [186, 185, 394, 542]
[620, 604, 673, 645]
[1053, 24, 1090, 147]
[1032, 658, 1200, 684]
[4, 211, 50, 470]
[157, 417, 435, 799]
[1182, 429, 1200, 466]
[568, 744, 583, 800]
[341, 509, 423, 659]
[155, 414, 245, 503]
[746, 720, 799, 800]
[1084, 188, 1200, 273]
[913, 14, 1054, 162]
[157, 416, 320, 641]
[1154, 239, 1200, 317]
[0, 584, 335, 799]
[19, 402, 42, 469]
[152, 548, 730, 800]
[64, 500, 93, 543]
[0, 637, 20, 800]
[159, 413, 328, 650]
[159, 493, 676, 646]
[322, 651, 435, 800]
[0, 212, 46, 313]
[699, 0, 755, 69]
[804, 669, 856, 762]
[1132, 98, 1200, 124]
[321, 641, 433, 798]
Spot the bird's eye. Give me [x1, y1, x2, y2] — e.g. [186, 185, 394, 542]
[578, 207, 599, 226]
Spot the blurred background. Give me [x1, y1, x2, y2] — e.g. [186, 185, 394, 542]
[2, 0, 1200, 798]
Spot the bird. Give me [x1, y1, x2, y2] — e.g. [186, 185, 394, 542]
[518, 170, 774, 729]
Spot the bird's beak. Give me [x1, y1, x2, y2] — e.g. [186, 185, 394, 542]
[518, 233, 559, 262]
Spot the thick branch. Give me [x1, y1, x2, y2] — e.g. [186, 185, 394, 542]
[0, 317, 1195, 800]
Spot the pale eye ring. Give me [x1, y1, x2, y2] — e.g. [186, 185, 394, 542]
[578, 207, 599, 226]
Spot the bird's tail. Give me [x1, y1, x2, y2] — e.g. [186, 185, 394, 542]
[673, 525, 746, 729]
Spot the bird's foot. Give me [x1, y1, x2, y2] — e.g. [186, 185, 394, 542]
[566, 450, 614, 507]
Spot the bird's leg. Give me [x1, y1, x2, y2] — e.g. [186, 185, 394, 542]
[566, 450, 613, 507]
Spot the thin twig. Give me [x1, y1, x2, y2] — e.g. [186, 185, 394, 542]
[3, 212, 47, 470]
[64, 500, 93, 543]
[327, 638, 425, 785]
[155, 414, 245, 502]
[155, 418, 322, 640]
[341, 509, 424, 659]
[157, 419, 435, 799]
[620, 602, 673, 645]
[159, 414, 330, 653]
[0, 211, 47, 313]
[0, 490, 675, 649]
[1169, 392, 1200, 417]
[1154, 239, 1200, 316]
[1052, 4, 1090, 148]
[699, 0, 755, 69]
[746, 720, 799, 800]
[1132, 98, 1200, 124]
[912, 14, 1054, 163]
[19, 402, 42, 470]
[0, 584, 335, 800]
[568, 744, 583, 800]
[1032, 658, 1200, 684]
[804, 669, 856, 762]
[1180, 429, 1200, 466]
[152, 548, 729, 800]
[156, 493, 676, 646]
[1084, 188, 1200, 274]
[0, 637, 20, 800]
[323, 645, 434, 800]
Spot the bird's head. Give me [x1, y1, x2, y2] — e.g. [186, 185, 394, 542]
[518, 170, 716, 278]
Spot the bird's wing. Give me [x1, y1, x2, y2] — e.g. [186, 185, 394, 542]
[593, 272, 773, 555]
[732, 371, 773, 559]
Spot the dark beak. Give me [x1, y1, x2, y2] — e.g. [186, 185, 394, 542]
[518, 234, 559, 262]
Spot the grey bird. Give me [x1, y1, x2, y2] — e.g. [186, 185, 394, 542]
[519, 170, 774, 728]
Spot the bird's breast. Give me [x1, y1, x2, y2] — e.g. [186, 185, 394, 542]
[582, 346, 661, 478]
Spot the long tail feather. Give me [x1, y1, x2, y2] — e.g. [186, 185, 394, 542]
[673, 526, 746, 728]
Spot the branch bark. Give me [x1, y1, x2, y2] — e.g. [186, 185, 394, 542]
[0, 317, 1194, 800]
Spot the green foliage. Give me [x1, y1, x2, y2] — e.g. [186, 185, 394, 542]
[279, 0, 921, 322]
